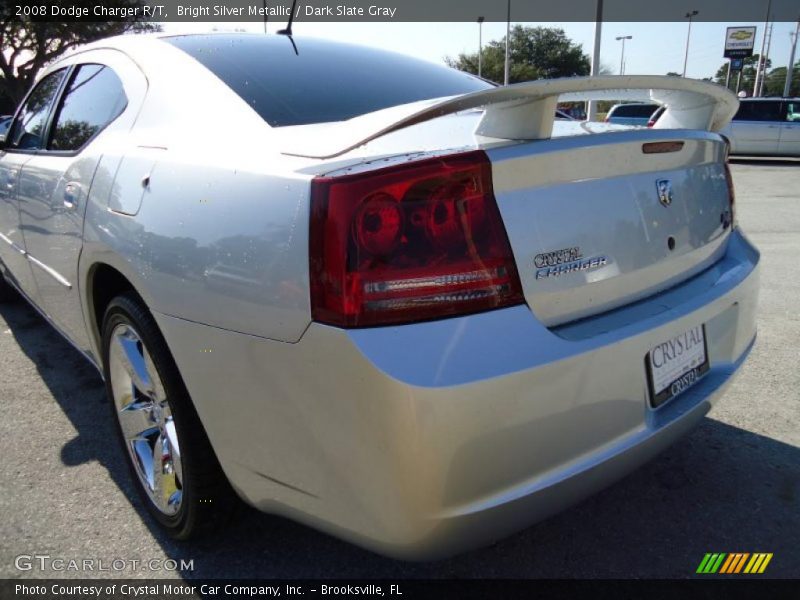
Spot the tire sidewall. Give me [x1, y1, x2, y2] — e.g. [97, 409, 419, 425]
[101, 295, 194, 535]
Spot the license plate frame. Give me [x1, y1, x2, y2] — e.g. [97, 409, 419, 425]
[645, 324, 710, 408]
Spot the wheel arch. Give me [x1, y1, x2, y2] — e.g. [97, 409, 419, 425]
[85, 263, 141, 357]
[83, 260, 157, 369]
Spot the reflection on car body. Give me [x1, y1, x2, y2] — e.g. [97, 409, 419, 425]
[0, 33, 759, 560]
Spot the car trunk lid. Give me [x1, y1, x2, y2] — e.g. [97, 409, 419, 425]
[488, 129, 733, 326]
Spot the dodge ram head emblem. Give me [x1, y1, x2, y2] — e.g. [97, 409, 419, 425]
[656, 179, 673, 207]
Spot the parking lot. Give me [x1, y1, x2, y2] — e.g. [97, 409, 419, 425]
[0, 159, 797, 580]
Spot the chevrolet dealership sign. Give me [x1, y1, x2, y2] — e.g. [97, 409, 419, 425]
[724, 26, 757, 58]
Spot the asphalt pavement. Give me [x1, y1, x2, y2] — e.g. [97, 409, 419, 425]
[1, 158, 798, 580]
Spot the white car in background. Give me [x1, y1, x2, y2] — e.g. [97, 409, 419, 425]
[720, 98, 800, 156]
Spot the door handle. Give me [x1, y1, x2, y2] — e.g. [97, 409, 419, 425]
[5, 172, 15, 190]
[63, 181, 81, 209]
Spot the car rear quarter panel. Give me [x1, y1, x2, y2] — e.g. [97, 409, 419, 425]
[81, 148, 315, 343]
[79, 39, 321, 345]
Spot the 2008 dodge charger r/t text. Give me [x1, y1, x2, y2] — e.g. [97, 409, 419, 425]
[0, 34, 759, 559]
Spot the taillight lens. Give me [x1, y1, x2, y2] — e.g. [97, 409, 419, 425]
[724, 161, 736, 228]
[309, 151, 524, 327]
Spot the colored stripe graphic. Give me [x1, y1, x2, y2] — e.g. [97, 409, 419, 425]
[759, 553, 773, 573]
[696, 554, 713, 573]
[730, 553, 749, 573]
[699, 552, 773, 574]
[719, 554, 736, 574]
[744, 553, 773, 574]
[710, 553, 726, 573]
[697, 553, 727, 573]
[744, 554, 760, 573]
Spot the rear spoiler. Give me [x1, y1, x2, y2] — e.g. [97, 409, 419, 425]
[281, 75, 738, 160]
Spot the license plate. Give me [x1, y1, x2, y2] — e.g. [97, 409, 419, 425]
[645, 324, 709, 407]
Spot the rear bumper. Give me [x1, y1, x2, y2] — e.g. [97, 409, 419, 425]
[156, 229, 759, 560]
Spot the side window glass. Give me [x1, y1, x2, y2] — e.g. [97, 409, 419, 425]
[786, 103, 799, 122]
[49, 64, 127, 152]
[763, 101, 784, 122]
[733, 101, 783, 122]
[6, 69, 67, 151]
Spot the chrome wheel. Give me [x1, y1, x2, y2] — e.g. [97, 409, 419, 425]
[109, 323, 183, 516]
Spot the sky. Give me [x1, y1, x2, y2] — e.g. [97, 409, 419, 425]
[161, 20, 800, 82]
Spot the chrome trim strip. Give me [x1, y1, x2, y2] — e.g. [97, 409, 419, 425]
[27, 254, 72, 289]
[0, 232, 73, 289]
[0, 231, 26, 256]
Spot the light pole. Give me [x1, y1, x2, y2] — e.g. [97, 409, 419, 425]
[754, 0, 772, 96]
[682, 10, 699, 77]
[615, 35, 632, 75]
[588, 0, 604, 122]
[504, 0, 511, 85]
[477, 16, 484, 78]
[785, 20, 800, 98]
[759, 23, 774, 97]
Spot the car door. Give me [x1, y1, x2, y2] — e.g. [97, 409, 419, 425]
[778, 100, 800, 156]
[17, 53, 145, 350]
[0, 68, 69, 299]
[729, 100, 783, 155]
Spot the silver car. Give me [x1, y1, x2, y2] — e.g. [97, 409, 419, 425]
[0, 34, 759, 560]
[720, 97, 800, 156]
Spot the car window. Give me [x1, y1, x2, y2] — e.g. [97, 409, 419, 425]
[165, 35, 491, 127]
[733, 101, 784, 122]
[49, 64, 127, 152]
[613, 104, 657, 118]
[6, 69, 67, 151]
[786, 102, 800, 122]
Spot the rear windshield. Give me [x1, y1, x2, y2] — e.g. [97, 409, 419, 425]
[612, 104, 658, 118]
[165, 35, 491, 127]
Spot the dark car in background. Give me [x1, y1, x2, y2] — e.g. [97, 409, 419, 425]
[605, 102, 660, 126]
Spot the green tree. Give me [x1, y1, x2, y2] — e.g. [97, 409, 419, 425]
[764, 62, 800, 97]
[445, 25, 590, 84]
[0, 4, 158, 110]
[712, 55, 770, 94]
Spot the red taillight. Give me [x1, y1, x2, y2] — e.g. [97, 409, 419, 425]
[309, 150, 524, 327]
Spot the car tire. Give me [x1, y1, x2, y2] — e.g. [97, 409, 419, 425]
[102, 292, 238, 539]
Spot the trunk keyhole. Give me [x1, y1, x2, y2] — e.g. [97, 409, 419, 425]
[667, 236, 676, 251]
